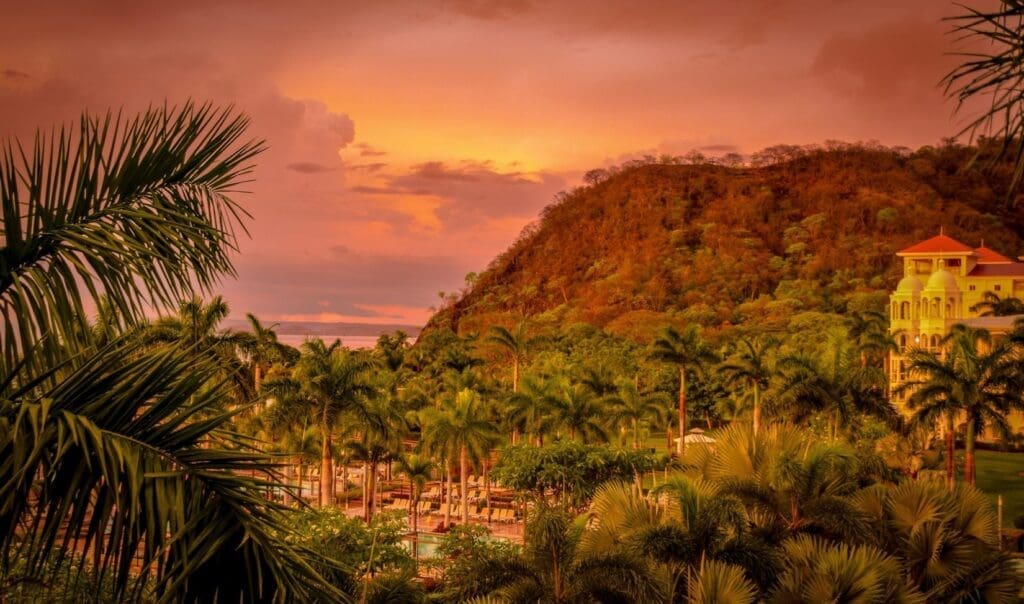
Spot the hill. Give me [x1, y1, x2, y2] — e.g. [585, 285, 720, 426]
[427, 142, 1024, 340]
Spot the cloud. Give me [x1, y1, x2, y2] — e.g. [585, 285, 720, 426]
[450, 0, 532, 21]
[348, 162, 388, 173]
[1, 68, 30, 81]
[811, 19, 950, 105]
[286, 161, 336, 173]
[356, 143, 388, 157]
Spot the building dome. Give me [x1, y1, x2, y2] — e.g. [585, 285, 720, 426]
[925, 268, 959, 291]
[896, 274, 923, 293]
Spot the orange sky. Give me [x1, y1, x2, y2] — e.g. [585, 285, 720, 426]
[0, 0, 996, 326]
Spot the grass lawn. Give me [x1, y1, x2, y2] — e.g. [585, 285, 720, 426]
[969, 449, 1024, 528]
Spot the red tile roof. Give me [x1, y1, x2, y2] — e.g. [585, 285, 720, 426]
[974, 245, 1013, 264]
[898, 234, 975, 255]
[968, 263, 1024, 277]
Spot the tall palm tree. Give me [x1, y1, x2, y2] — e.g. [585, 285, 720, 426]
[719, 335, 778, 435]
[550, 382, 609, 443]
[845, 310, 897, 367]
[486, 322, 535, 395]
[778, 331, 893, 439]
[396, 454, 434, 555]
[969, 290, 1024, 316]
[507, 375, 557, 446]
[899, 325, 1021, 486]
[144, 294, 255, 402]
[0, 104, 341, 601]
[650, 325, 719, 454]
[606, 381, 669, 448]
[287, 340, 378, 507]
[241, 312, 294, 393]
[420, 389, 500, 525]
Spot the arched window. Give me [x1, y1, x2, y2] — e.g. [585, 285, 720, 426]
[932, 298, 940, 317]
[899, 334, 907, 351]
[931, 334, 940, 348]
[891, 302, 898, 319]
[900, 301, 910, 320]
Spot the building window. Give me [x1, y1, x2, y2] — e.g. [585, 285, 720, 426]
[995, 284, 1002, 291]
[969, 284, 976, 291]
[947, 258, 961, 269]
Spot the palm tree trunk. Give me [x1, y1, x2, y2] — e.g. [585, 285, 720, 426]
[297, 462, 304, 503]
[412, 494, 420, 562]
[484, 461, 492, 524]
[341, 464, 348, 508]
[366, 461, 378, 522]
[752, 382, 761, 436]
[364, 464, 372, 520]
[444, 464, 453, 529]
[965, 419, 976, 485]
[460, 446, 470, 525]
[320, 427, 334, 507]
[632, 419, 640, 449]
[677, 367, 687, 455]
[946, 413, 956, 490]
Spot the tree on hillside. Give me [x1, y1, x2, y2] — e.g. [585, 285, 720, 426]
[0, 104, 341, 600]
[650, 326, 719, 454]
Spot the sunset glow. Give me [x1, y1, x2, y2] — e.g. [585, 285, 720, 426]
[0, 0, 985, 326]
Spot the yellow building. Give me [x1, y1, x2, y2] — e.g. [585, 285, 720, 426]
[888, 232, 1024, 434]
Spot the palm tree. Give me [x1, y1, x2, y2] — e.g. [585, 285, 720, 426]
[486, 322, 534, 395]
[845, 310, 897, 367]
[944, 1, 1024, 195]
[507, 375, 557, 446]
[241, 312, 294, 393]
[584, 480, 768, 601]
[650, 325, 719, 454]
[420, 389, 500, 525]
[289, 340, 378, 507]
[768, 535, 924, 603]
[857, 480, 1020, 602]
[549, 382, 609, 443]
[719, 335, 778, 435]
[778, 331, 893, 439]
[969, 290, 1024, 316]
[689, 424, 867, 541]
[396, 454, 434, 557]
[606, 381, 669, 448]
[476, 504, 664, 603]
[144, 294, 255, 402]
[899, 325, 1021, 486]
[0, 104, 340, 601]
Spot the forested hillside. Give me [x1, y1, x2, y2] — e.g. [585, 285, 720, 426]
[429, 142, 1024, 339]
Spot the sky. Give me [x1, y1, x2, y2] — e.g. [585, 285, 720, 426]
[0, 0, 995, 327]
